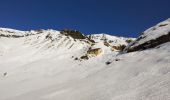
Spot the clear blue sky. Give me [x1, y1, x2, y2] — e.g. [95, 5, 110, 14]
[0, 0, 170, 37]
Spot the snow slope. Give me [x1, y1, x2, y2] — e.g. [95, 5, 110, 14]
[0, 19, 170, 100]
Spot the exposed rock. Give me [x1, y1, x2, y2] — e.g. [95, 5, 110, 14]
[115, 58, 120, 61]
[60, 29, 95, 44]
[0, 34, 23, 38]
[74, 57, 79, 60]
[80, 55, 89, 60]
[104, 41, 110, 47]
[3, 72, 7, 76]
[45, 33, 53, 40]
[87, 48, 102, 56]
[126, 32, 170, 52]
[125, 39, 134, 43]
[105, 61, 112, 65]
[112, 45, 126, 51]
[60, 29, 86, 39]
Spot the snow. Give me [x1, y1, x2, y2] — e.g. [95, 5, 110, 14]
[0, 27, 170, 100]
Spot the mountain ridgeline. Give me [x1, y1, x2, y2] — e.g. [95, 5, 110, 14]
[0, 28, 134, 59]
[1, 18, 170, 55]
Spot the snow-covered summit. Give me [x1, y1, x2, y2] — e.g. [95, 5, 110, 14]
[89, 34, 135, 46]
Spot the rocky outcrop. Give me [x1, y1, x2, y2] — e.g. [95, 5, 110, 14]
[124, 18, 170, 53]
[80, 55, 89, 60]
[0, 34, 24, 38]
[125, 39, 134, 43]
[60, 29, 95, 44]
[60, 29, 86, 39]
[78, 48, 102, 61]
[87, 48, 102, 56]
[125, 32, 170, 52]
[104, 41, 110, 47]
[112, 45, 126, 51]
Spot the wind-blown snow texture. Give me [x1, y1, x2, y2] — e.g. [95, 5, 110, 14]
[0, 19, 170, 100]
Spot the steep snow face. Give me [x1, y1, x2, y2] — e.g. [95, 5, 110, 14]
[125, 18, 170, 52]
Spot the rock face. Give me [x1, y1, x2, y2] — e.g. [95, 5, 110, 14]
[60, 29, 86, 39]
[112, 45, 126, 51]
[124, 18, 170, 52]
[87, 48, 102, 56]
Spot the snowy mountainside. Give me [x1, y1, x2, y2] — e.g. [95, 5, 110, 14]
[0, 19, 170, 100]
[0, 28, 132, 100]
[0, 29, 91, 55]
[124, 18, 170, 52]
[0, 28, 131, 60]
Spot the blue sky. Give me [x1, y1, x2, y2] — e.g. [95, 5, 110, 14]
[0, 0, 170, 37]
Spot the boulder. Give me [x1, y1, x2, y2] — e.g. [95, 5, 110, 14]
[87, 48, 102, 56]
[80, 55, 89, 60]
